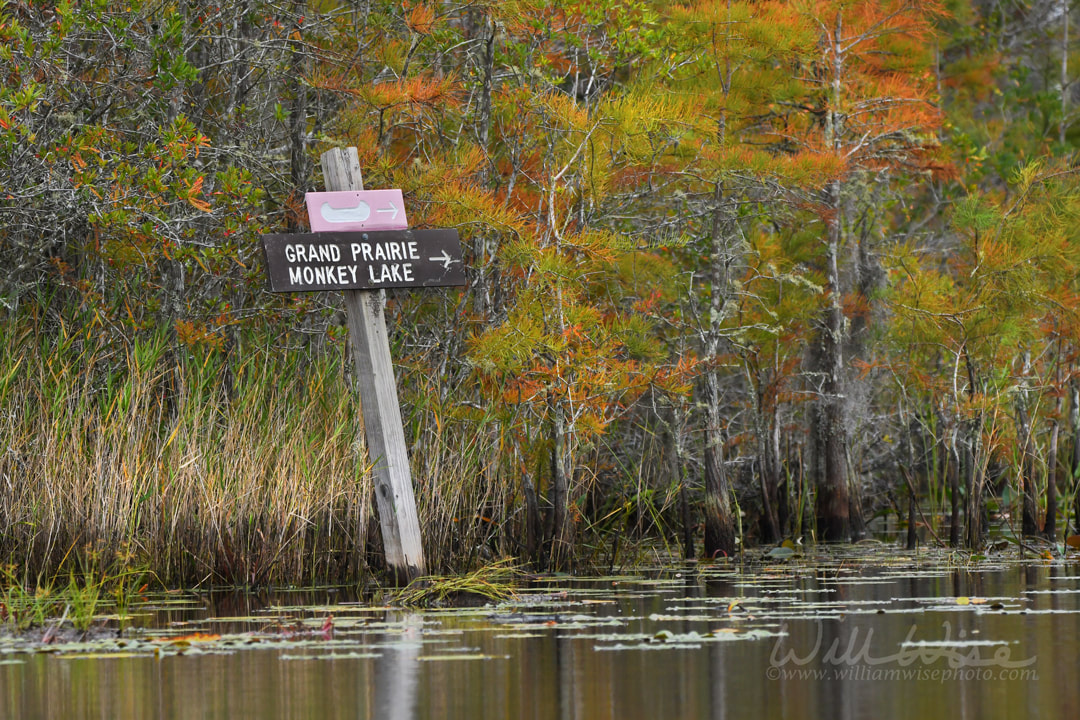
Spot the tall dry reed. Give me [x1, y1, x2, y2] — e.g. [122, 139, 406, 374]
[0, 299, 529, 586]
[0, 312, 375, 586]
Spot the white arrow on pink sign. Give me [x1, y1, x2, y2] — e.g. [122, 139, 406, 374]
[305, 189, 409, 232]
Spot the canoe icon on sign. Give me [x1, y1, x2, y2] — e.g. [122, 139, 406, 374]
[321, 201, 371, 223]
[306, 189, 408, 231]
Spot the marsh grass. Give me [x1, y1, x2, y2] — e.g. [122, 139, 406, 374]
[0, 298, 529, 586]
[0, 559, 154, 633]
[0, 572, 62, 630]
[399, 365, 511, 569]
[0, 293, 669, 588]
[0, 304, 378, 586]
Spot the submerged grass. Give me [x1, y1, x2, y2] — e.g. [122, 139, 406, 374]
[391, 559, 524, 607]
[0, 562, 148, 633]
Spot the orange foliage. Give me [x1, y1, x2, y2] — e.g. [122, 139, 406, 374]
[403, 2, 436, 35]
[356, 75, 460, 110]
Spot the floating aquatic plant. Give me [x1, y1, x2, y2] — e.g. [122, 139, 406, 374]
[391, 559, 524, 608]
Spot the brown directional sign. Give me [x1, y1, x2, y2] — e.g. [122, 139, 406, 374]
[262, 228, 465, 292]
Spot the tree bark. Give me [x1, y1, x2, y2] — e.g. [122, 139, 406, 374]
[522, 470, 542, 568]
[758, 435, 781, 544]
[961, 347, 987, 548]
[1071, 379, 1080, 534]
[703, 387, 736, 559]
[812, 277, 851, 541]
[1047, 412, 1060, 540]
[904, 408, 918, 549]
[753, 376, 781, 544]
[547, 394, 574, 570]
[774, 406, 791, 538]
[964, 419, 987, 549]
[472, 14, 498, 319]
[288, 1, 310, 205]
[1017, 350, 1040, 537]
[948, 429, 961, 547]
[814, 17, 852, 540]
[666, 402, 696, 560]
[1020, 430, 1040, 537]
[701, 184, 738, 559]
[906, 486, 918, 550]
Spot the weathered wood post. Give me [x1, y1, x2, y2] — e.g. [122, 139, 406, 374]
[320, 147, 425, 583]
[262, 147, 464, 583]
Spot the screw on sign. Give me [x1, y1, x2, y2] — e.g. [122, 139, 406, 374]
[260, 147, 467, 583]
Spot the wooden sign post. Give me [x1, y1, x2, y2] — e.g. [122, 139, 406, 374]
[261, 147, 465, 583]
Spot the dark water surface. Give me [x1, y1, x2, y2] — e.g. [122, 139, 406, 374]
[2, 547, 1077, 719]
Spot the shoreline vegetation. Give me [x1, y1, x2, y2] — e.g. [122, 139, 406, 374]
[5, 1, 1080, 588]
[0, 306, 1074, 589]
[0, 543, 1073, 645]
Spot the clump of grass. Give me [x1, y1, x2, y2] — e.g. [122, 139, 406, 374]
[398, 359, 512, 571]
[0, 570, 63, 631]
[391, 559, 524, 607]
[0, 563, 143, 634]
[0, 302, 374, 586]
[3, 292, 648, 586]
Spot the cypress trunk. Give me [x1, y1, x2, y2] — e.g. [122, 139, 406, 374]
[703, 375, 736, 558]
[964, 423, 987, 548]
[1047, 416, 1059, 540]
[962, 350, 986, 548]
[1017, 363, 1040, 537]
[813, 15, 852, 543]
[756, 392, 782, 544]
[701, 181, 738, 559]
[547, 396, 574, 570]
[775, 415, 792, 538]
[288, 1, 309, 201]
[1071, 380, 1080, 534]
[812, 176, 850, 542]
[667, 404, 696, 560]
[759, 448, 781, 545]
[521, 469, 542, 568]
[906, 488, 918, 550]
[813, 369, 850, 541]
[703, 438, 736, 559]
[948, 434, 961, 547]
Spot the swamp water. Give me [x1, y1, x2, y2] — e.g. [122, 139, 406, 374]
[1, 546, 1077, 719]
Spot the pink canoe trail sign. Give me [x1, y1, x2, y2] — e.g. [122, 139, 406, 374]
[305, 189, 408, 232]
